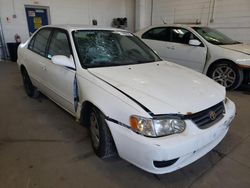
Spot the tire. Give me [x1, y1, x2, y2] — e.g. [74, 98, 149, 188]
[89, 107, 117, 159]
[242, 69, 250, 85]
[208, 61, 243, 90]
[21, 68, 40, 98]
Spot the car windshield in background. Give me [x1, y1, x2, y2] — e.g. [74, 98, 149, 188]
[193, 27, 240, 45]
[73, 30, 161, 68]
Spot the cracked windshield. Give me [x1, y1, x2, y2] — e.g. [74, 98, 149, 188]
[73, 30, 160, 68]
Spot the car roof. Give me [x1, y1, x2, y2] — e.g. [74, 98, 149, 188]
[135, 24, 207, 35]
[146, 24, 206, 29]
[41, 24, 127, 32]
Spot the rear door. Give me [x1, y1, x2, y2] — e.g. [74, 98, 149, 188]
[141, 27, 171, 60]
[26, 28, 52, 91]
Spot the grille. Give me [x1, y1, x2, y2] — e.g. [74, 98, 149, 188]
[186, 102, 225, 129]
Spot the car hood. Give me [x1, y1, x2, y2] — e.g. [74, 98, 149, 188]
[89, 61, 225, 115]
[219, 43, 250, 55]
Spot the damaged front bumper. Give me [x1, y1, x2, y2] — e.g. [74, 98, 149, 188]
[107, 99, 236, 174]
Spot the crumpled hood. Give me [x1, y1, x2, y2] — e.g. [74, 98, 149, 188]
[89, 61, 225, 115]
[219, 43, 250, 55]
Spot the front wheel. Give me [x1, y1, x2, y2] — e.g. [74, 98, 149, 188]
[208, 62, 243, 90]
[89, 107, 117, 159]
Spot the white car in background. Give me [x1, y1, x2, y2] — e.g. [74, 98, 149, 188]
[135, 25, 250, 90]
[17, 25, 235, 174]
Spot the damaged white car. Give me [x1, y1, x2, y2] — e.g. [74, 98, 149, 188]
[17, 25, 236, 174]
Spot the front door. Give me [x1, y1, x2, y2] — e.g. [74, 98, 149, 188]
[44, 29, 76, 114]
[167, 27, 207, 72]
[25, 6, 50, 36]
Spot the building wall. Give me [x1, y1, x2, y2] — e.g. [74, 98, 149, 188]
[135, 0, 152, 31]
[0, 0, 135, 43]
[152, 0, 250, 43]
[125, 0, 136, 33]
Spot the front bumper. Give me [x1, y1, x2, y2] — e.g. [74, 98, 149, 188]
[107, 99, 236, 174]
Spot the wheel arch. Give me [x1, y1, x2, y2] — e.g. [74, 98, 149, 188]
[79, 100, 110, 128]
[79, 100, 119, 156]
[206, 59, 240, 76]
[79, 100, 95, 127]
[20, 64, 27, 75]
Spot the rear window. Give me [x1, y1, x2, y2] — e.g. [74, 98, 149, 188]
[142, 27, 170, 42]
[28, 29, 51, 56]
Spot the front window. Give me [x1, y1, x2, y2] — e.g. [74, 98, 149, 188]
[73, 30, 161, 68]
[193, 27, 240, 45]
[48, 30, 71, 59]
[171, 27, 201, 45]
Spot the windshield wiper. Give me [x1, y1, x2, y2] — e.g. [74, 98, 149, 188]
[85, 62, 118, 68]
[135, 59, 155, 64]
[232, 41, 242, 44]
[85, 59, 156, 68]
[218, 41, 242, 45]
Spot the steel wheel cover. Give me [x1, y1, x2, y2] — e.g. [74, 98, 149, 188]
[212, 66, 236, 88]
[90, 111, 100, 149]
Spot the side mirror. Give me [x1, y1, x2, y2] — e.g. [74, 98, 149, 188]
[189, 39, 201, 46]
[51, 55, 75, 69]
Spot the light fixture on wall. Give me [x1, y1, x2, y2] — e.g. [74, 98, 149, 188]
[11, 0, 17, 19]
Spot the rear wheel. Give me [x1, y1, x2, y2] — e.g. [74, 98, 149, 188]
[89, 107, 117, 159]
[21, 68, 39, 98]
[208, 62, 243, 90]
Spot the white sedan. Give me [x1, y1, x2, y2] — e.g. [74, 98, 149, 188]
[17, 25, 236, 174]
[135, 25, 250, 90]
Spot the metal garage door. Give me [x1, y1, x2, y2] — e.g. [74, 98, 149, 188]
[151, 0, 250, 44]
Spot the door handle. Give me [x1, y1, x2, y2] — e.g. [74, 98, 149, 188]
[42, 65, 47, 71]
[38, 61, 47, 71]
[166, 46, 175, 50]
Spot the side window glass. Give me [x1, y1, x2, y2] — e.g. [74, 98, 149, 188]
[28, 36, 36, 50]
[48, 30, 71, 59]
[142, 27, 170, 42]
[30, 29, 51, 56]
[171, 28, 200, 45]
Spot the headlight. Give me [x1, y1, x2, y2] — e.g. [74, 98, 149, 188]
[130, 115, 186, 137]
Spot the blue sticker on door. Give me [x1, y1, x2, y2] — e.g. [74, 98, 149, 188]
[25, 7, 49, 35]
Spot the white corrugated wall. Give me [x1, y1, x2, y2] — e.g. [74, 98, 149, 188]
[152, 0, 250, 43]
[0, 0, 135, 43]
